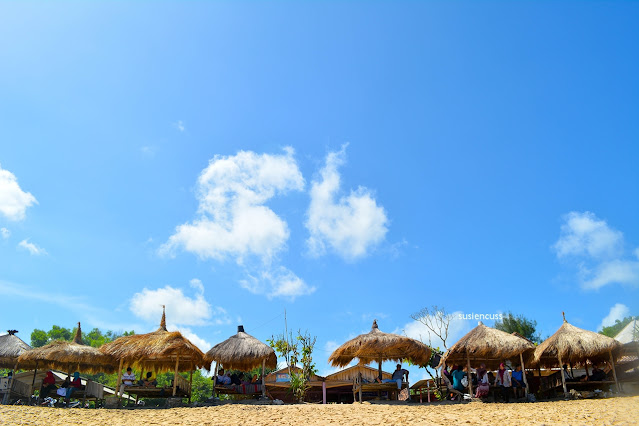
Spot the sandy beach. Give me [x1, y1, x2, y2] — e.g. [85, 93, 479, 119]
[1, 396, 638, 425]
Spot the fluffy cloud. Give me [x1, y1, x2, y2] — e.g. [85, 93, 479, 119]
[0, 228, 9, 239]
[174, 120, 185, 132]
[172, 326, 211, 352]
[599, 303, 630, 331]
[130, 279, 228, 326]
[239, 266, 315, 300]
[306, 145, 388, 261]
[400, 311, 471, 352]
[0, 164, 37, 221]
[161, 148, 304, 264]
[554, 212, 639, 289]
[18, 239, 47, 255]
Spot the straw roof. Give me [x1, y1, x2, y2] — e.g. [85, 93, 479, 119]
[439, 322, 535, 370]
[533, 314, 622, 367]
[205, 325, 277, 371]
[100, 307, 206, 372]
[17, 323, 118, 374]
[0, 330, 34, 369]
[329, 320, 432, 367]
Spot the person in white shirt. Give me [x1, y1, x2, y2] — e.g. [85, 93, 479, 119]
[494, 363, 512, 403]
[120, 367, 136, 394]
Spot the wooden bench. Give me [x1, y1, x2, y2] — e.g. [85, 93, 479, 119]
[352, 374, 408, 402]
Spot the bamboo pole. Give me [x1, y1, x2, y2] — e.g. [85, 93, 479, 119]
[261, 359, 266, 398]
[322, 381, 326, 404]
[213, 361, 218, 399]
[188, 369, 193, 403]
[378, 358, 382, 381]
[115, 358, 123, 398]
[520, 353, 529, 397]
[172, 355, 180, 397]
[466, 349, 473, 397]
[609, 350, 620, 393]
[557, 354, 567, 397]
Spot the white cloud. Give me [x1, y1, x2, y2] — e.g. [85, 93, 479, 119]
[554, 211, 639, 289]
[0, 227, 9, 239]
[160, 148, 304, 264]
[400, 311, 471, 352]
[324, 340, 339, 354]
[18, 239, 47, 255]
[0, 163, 37, 221]
[599, 303, 630, 331]
[140, 146, 157, 156]
[174, 120, 185, 132]
[170, 326, 211, 352]
[130, 280, 227, 326]
[554, 211, 623, 259]
[239, 266, 315, 300]
[306, 145, 388, 261]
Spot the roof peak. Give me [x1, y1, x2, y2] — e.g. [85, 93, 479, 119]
[73, 322, 83, 344]
[159, 305, 167, 331]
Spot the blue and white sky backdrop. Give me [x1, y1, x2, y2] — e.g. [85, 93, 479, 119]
[1, 2, 638, 378]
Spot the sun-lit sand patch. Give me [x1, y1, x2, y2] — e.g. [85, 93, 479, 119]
[1, 396, 638, 425]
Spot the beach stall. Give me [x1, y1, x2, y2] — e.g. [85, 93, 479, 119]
[205, 325, 277, 399]
[100, 306, 206, 402]
[533, 313, 622, 397]
[440, 322, 535, 397]
[329, 320, 432, 402]
[0, 330, 33, 370]
[16, 323, 118, 403]
[263, 366, 326, 402]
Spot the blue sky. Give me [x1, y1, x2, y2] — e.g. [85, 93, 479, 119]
[1, 2, 638, 379]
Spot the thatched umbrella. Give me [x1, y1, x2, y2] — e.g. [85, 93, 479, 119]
[439, 322, 535, 396]
[329, 320, 432, 382]
[0, 330, 34, 370]
[205, 325, 277, 398]
[100, 306, 207, 397]
[533, 313, 622, 395]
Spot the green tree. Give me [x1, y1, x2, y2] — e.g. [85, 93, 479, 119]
[30, 329, 49, 347]
[268, 329, 317, 403]
[600, 316, 636, 338]
[48, 325, 73, 342]
[494, 312, 541, 343]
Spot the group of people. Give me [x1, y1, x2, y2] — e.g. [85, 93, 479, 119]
[120, 367, 158, 393]
[562, 363, 609, 382]
[39, 371, 83, 403]
[214, 368, 262, 386]
[443, 363, 526, 402]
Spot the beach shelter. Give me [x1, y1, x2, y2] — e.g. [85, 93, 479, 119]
[0, 330, 33, 370]
[533, 313, 622, 396]
[439, 321, 535, 396]
[17, 322, 117, 374]
[100, 306, 207, 398]
[329, 320, 432, 381]
[205, 325, 277, 398]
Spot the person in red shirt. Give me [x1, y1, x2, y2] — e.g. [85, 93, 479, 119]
[40, 371, 57, 398]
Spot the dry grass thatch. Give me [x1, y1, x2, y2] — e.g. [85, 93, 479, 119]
[439, 322, 535, 370]
[205, 325, 277, 371]
[100, 308, 206, 372]
[0, 330, 34, 369]
[329, 320, 432, 367]
[533, 314, 622, 367]
[16, 323, 118, 374]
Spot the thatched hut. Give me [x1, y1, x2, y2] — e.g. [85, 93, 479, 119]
[100, 306, 206, 398]
[17, 323, 117, 374]
[439, 322, 535, 396]
[329, 320, 432, 380]
[205, 325, 276, 398]
[0, 330, 33, 370]
[533, 313, 622, 395]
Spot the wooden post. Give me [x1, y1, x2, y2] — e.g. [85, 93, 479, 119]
[172, 355, 180, 397]
[427, 380, 431, 403]
[261, 359, 266, 398]
[358, 372, 363, 403]
[31, 361, 38, 389]
[188, 370, 193, 403]
[466, 350, 473, 397]
[557, 354, 567, 397]
[584, 361, 589, 379]
[378, 359, 382, 381]
[115, 358, 123, 398]
[213, 361, 218, 399]
[520, 353, 529, 397]
[609, 350, 620, 393]
[322, 380, 326, 404]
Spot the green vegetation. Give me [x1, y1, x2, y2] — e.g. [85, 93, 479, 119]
[599, 316, 636, 338]
[494, 311, 541, 344]
[268, 329, 317, 402]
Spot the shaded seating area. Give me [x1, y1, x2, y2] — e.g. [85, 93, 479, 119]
[323, 365, 392, 403]
[205, 325, 276, 399]
[533, 313, 622, 397]
[0, 330, 35, 404]
[329, 320, 432, 402]
[99, 306, 207, 403]
[263, 366, 326, 403]
[439, 321, 535, 399]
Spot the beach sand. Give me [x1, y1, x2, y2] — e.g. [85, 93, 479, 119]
[1, 396, 637, 425]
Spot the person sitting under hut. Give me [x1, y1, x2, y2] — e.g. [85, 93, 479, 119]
[215, 369, 231, 385]
[376, 364, 409, 389]
[40, 371, 57, 399]
[585, 364, 607, 381]
[475, 364, 490, 398]
[451, 365, 467, 393]
[120, 367, 136, 394]
[139, 372, 157, 387]
[511, 364, 525, 398]
[65, 372, 83, 402]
